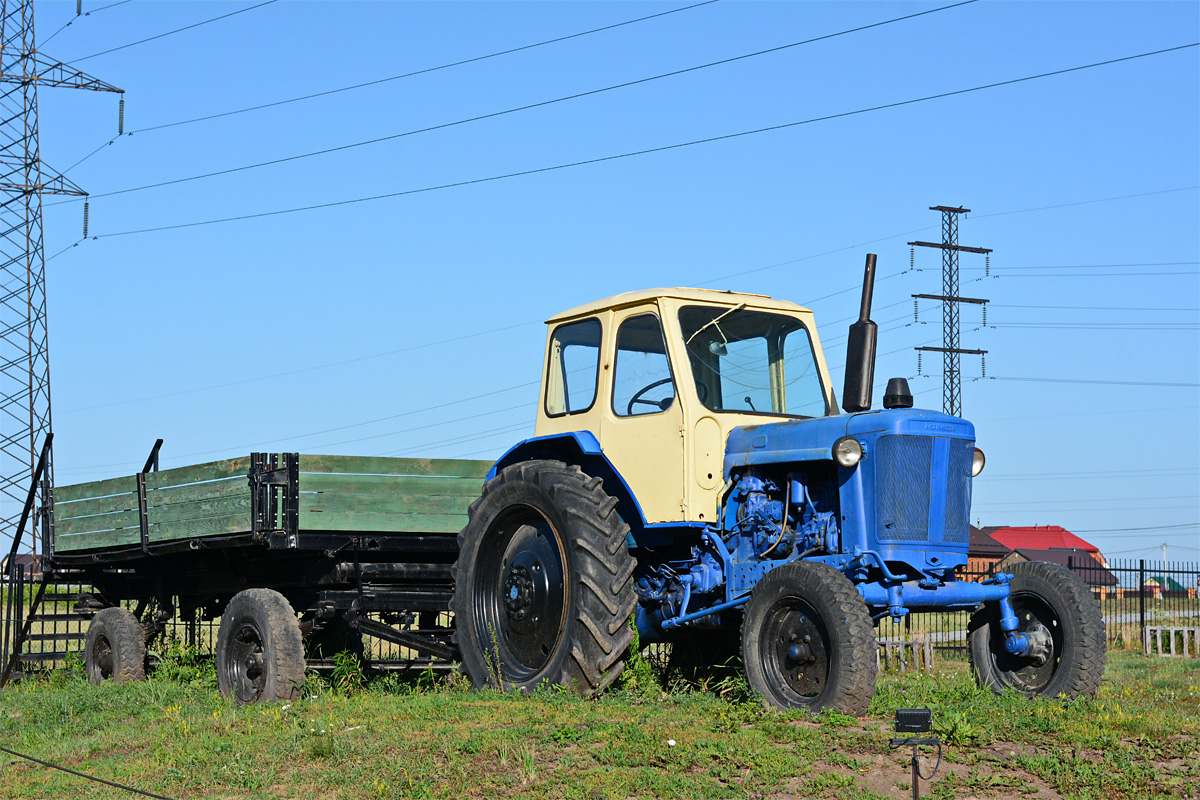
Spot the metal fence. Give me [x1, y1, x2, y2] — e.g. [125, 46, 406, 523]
[884, 558, 1200, 656]
[4, 558, 1198, 677]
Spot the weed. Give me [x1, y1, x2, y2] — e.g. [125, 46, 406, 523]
[331, 650, 365, 694]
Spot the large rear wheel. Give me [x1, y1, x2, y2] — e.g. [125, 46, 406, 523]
[968, 560, 1105, 698]
[741, 561, 877, 714]
[451, 460, 636, 696]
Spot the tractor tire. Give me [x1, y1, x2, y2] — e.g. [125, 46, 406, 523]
[216, 588, 306, 704]
[968, 560, 1106, 698]
[451, 460, 636, 697]
[741, 561, 877, 715]
[85, 607, 146, 685]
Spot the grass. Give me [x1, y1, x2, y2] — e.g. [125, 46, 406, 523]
[0, 649, 1197, 799]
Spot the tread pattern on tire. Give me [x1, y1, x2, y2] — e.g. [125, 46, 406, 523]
[968, 560, 1106, 698]
[216, 588, 306, 704]
[741, 561, 877, 715]
[451, 460, 636, 697]
[85, 606, 146, 684]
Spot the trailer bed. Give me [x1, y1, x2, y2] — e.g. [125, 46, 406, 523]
[52, 454, 490, 558]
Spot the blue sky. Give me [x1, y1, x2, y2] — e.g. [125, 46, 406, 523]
[22, 1, 1200, 563]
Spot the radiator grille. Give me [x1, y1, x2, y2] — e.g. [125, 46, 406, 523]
[943, 439, 974, 544]
[875, 435, 932, 541]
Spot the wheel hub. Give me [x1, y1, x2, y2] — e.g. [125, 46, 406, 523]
[504, 566, 535, 620]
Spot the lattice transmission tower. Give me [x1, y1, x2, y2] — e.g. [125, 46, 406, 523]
[909, 206, 992, 418]
[0, 0, 121, 555]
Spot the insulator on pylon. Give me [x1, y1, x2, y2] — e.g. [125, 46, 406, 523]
[82, 201, 89, 239]
[982, 304, 987, 326]
[77, 0, 82, 15]
[118, 97, 125, 135]
[986, 253, 990, 277]
[917, 352, 922, 374]
[981, 353, 986, 378]
[914, 298, 919, 322]
[910, 246, 915, 270]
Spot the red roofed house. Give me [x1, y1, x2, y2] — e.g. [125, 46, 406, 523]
[987, 525, 1109, 568]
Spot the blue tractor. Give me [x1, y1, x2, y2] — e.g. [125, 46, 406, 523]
[451, 256, 1105, 713]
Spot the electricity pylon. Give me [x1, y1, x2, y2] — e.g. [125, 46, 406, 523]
[0, 0, 122, 556]
[909, 206, 991, 418]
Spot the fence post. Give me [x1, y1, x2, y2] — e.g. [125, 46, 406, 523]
[1138, 559, 1146, 653]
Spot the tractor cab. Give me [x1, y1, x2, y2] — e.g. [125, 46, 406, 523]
[533, 288, 838, 524]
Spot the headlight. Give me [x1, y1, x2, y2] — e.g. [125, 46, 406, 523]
[972, 447, 985, 477]
[833, 436, 863, 467]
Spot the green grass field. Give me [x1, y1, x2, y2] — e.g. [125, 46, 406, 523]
[0, 648, 1197, 800]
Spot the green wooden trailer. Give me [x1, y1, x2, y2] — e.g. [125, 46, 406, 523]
[44, 453, 491, 703]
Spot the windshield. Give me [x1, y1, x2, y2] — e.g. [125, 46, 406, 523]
[679, 305, 828, 417]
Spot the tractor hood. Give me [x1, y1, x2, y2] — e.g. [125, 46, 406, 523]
[723, 408, 974, 474]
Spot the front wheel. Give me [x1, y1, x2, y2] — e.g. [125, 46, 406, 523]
[216, 588, 305, 704]
[968, 560, 1105, 698]
[741, 561, 877, 714]
[451, 460, 637, 696]
[85, 607, 146, 685]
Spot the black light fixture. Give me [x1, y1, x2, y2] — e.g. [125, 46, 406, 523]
[889, 708, 941, 800]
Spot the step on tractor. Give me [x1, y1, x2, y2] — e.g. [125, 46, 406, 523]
[18, 254, 1104, 712]
[451, 255, 1106, 713]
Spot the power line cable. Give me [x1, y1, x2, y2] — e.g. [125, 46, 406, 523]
[131, 1, 722, 134]
[91, 41, 1199, 239]
[49, 1, 722, 189]
[971, 186, 1199, 219]
[987, 376, 1200, 388]
[42, 0, 134, 47]
[1072, 522, 1199, 533]
[0, 745, 177, 800]
[964, 266, 1200, 275]
[71, 0, 278, 62]
[85, 1, 978, 201]
[58, 322, 540, 413]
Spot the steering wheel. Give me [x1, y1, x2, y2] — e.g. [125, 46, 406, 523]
[627, 378, 675, 415]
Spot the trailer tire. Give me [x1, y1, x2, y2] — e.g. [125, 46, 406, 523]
[216, 588, 305, 704]
[85, 607, 146, 685]
[968, 560, 1105, 698]
[451, 460, 636, 697]
[741, 561, 877, 715]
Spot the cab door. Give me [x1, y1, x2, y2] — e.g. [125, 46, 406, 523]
[599, 306, 687, 524]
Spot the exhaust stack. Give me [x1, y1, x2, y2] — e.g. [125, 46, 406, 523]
[842, 253, 878, 413]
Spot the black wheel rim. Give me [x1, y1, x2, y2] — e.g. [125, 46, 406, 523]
[761, 597, 831, 705]
[988, 592, 1063, 693]
[472, 504, 568, 682]
[226, 620, 268, 702]
[89, 633, 114, 682]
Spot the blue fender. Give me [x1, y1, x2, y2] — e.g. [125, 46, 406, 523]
[490, 431, 650, 533]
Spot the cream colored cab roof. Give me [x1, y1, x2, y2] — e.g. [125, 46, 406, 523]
[546, 287, 813, 324]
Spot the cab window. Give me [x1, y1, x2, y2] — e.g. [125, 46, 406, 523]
[612, 313, 675, 417]
[545, 318, 601, 416]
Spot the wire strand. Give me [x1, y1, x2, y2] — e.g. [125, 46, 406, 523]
[130, 1, 722, 134]
[93, 42, 1199, 239]
[0, 745, 178, 800]
[90, 1, 978, 200]
[71, 0, 278, 62]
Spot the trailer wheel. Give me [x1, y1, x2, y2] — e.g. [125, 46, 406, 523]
[741, 561, 877, 715]
[451, 460, 636, 697]
[216, 588, 305, 704]
[968, 561, 1105, 698]
[85, 607, 146, 685]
